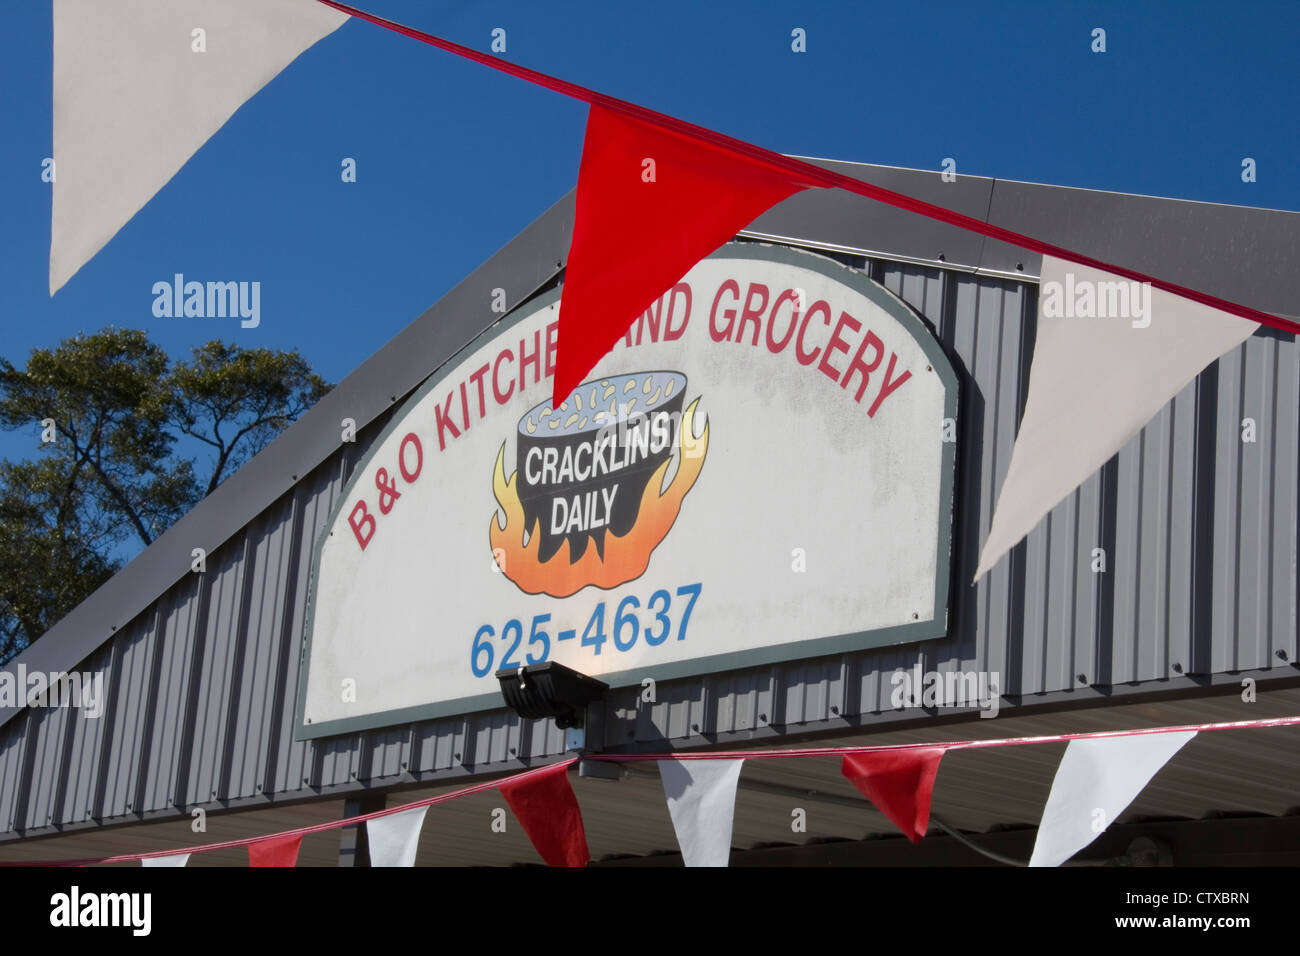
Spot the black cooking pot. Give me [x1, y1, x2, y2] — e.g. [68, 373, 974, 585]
[517, 371, 686, 563]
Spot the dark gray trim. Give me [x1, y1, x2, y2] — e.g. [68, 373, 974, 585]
[743, 158, 1300, 317]
[743, 159, 997, 277]
[296, 242, 960, 740]
[4, 161, 1298, 733]
[984, 174, 1300, 314]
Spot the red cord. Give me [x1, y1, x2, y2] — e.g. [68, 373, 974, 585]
[313, 0, 1299, 337]
[6, 717, 1298, 866]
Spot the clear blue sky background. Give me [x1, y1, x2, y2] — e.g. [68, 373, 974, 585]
[1, 0, 1297, 492]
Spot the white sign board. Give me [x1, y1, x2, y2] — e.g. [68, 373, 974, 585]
[298, 244, 957, 738]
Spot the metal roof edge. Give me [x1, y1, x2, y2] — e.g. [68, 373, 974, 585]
[789, 153, 1300, 216]
[3, 161, 1296, 733]
[748, 158, 1300, 314]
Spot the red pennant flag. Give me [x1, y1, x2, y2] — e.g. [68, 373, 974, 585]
[841, 747, 947, 843]
[247, 833, 303, 867]
[499, 762, 590, 867]
[553, 104, 821, 403]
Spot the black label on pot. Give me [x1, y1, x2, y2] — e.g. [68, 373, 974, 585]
[515, 371, 687, 563]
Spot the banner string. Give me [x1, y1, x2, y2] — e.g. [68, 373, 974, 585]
[581, 714, 1300, 761]
[312, 0, 1300, 338]
[0, 757, 579, 868]
[5, 716, 1296, 867]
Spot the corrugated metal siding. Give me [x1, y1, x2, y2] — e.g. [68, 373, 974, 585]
[271, 459, 345, 795]
[141, 579, 202, 813]
[1212, 333, 1300, 670]
[99, 612, 157, 819]
[1, 249, 1296, 838]
[1109, 384, 1197, 682]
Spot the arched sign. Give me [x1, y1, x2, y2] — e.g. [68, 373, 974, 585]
[298, 244, 958, 738]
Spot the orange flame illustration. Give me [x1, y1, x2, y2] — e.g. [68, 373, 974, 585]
[490, 398, 709, 597]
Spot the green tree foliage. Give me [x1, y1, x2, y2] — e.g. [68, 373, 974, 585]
[168, 341, 328, 498]
[0, 329, 331, 663]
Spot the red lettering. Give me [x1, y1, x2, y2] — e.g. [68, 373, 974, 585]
[796, 300, 831, 366]
[434, 391, 461, 450]
[818, 311, 861, 384]
[375, 468, 401, 514]
[664, 283, 691, 341]
[348, 500, 375, 551]
[399, 432, 423, 482]
[459, 381, 469, 430]
[868, 353, 913, 418]
[492, 348, 515, 404]
[842, 329, 884, 403]
[737, 283, 769, 347]
[766, 288, 801, 354]
[519, 330, 541, 391]
[544, 321, 559, 378]
[469, 363, 490, 419]
[637, 299, 661, 345]
[709, 279, 741, 342]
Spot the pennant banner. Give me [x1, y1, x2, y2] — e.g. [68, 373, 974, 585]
[658, 758, 744, 867]
[140, 853, 190, 867]
[312, 3, 1298, 327]
[498, 762, 590, 867]
[1029, 730, 1196, 867]
[842, 747, 947, 842]
[974, 257, 1257, 579]
[310, 0, 1298, 412]
[366, 805, 428, 867]
[553, 105, 819, 401]
[3, 721, 1296, 866]
[50, 0, 348, 294]
[247, 832, 303, 867]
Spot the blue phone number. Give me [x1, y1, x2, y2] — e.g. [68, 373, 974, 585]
[471, 583, 702, 677]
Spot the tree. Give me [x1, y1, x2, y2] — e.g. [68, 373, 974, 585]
[0, 459, 118, 661]
[0, 328, 331, 663]
[167, 341, 327, 498]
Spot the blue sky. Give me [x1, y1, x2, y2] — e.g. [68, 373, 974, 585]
[1, 0, 1297, 489]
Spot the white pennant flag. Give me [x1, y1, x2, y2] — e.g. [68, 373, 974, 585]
[1029, 731, 1196, 867]
[366, 805, 428, 867]
[658, 759, 744, 867]
[50, 0, 349, 294]
[974, 256, 1257, 579]
[141, 852, 190, 867]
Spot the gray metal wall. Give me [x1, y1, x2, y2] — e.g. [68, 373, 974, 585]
[2, 249, 1296, 839]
